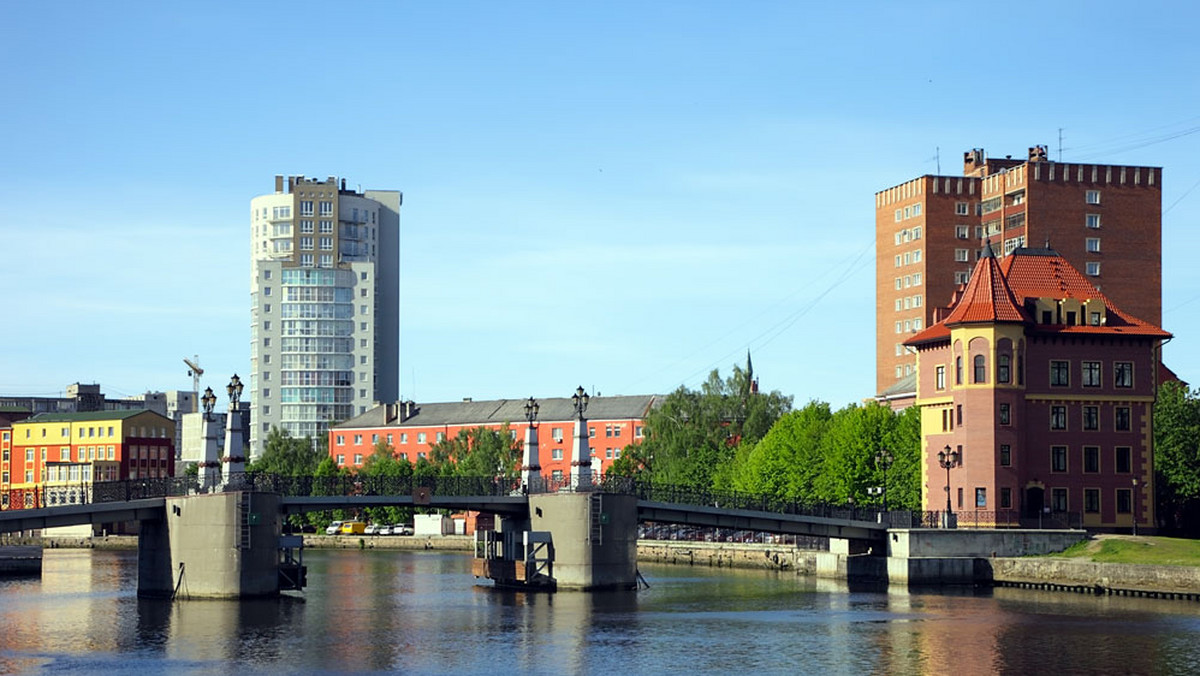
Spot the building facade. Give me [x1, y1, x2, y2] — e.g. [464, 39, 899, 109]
[876, 146, 1161, 399]
[329, 395, 660, 479]
[905, 245, 1168, 531]
[249, 175, 401, 459]
[3, 409, 175, 510]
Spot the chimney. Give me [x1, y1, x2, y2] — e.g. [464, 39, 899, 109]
[1028, 145, 1048, 162]
[963, 148, 986, 176]
[275, 175, 284, 193]
[341, 178, 347, 191]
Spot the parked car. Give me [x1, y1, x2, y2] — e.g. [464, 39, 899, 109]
[325, 521, 344, 535]
[378, 525, 393, 535]
[394, 524, 413, 536]
[365, 524, 381, 535]
[341, 521, 367, 535]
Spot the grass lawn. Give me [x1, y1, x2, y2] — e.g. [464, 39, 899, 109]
[1050, 534, 1200, 566]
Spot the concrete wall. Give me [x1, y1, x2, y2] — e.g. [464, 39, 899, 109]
[139, 492, 282, 599]
[888, 528, 1086, 558]
[528, 492, 637, 590]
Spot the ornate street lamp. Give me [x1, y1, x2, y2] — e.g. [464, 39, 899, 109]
[572, 386, 589, 419]
[227, 374, 244, 407]
[1131, 477, 1139, 536]
[875, 448, 894, 512]
[201, 387, 216, 422]
[937, 444, 961, 527]
[524, 396, 539, 429]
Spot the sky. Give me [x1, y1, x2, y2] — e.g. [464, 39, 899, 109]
[2, 2, 1199, 412]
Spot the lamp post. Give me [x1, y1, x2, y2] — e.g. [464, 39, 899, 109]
[875, 448, 894, 513]
[1131, 477, 1139, 536]
[520, 397, 540, 492]
[937, 444, 961, 528]
[201, 387, 216, 423]
[226, 373, 243, 408]
[570, 386, 591, 488]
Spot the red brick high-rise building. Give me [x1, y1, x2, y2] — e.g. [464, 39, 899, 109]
[876, 146, 1162, 403]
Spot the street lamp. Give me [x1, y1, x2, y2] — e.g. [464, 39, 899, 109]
[201, 387, 216, 422]
[572, 386, 589, 419]
[875, 448, 894, 512]
[937, 444, 961, 527]
[226, 374, 244, 407]
[1131, 477, 1139, 536]
[524, 396, 539, 429]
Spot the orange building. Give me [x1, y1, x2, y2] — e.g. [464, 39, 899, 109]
[329, 395, 660, 479]
[5, 410, 176, 509]
[877, 146, 1162, 403]
[905, 244, 1168, 531]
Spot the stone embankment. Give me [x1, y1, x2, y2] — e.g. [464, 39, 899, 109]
[988, 557, 1200, 600]
[302, 535, 473, 551]
[637, 541, 819, 574]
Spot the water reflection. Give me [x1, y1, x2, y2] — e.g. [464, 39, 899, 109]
[1, 549, 1199, 674]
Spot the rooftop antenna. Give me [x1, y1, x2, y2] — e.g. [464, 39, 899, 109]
[936, 146, 941, 174]
[1057, 128, 1063, 161]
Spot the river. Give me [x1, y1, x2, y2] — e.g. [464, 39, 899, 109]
[1, 548, 1197, 674]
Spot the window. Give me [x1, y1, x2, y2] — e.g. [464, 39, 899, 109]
[894, 278, 902, 290]
[336, 454, 345, 465]
[1050, 406, 1067, 430]
[956, 405, 963, 426]
[635, 426, 643, 438]
[976, 487, 987, 508]
[1086, 213, 1101, 228]
[436, 432, 444, 442]
[956, 225, 969, 239]
[912, 226, 922, 239]
[955, 271, 970, 285]
[955, 248, 969, 262]
[353, 434, 362, 444]
[319, 201, 333, 216]
[1052, 488, 1068, 512]
[1114, 362, 1133, 388]
[1086, 262, 1101, 276]
[354, 453, 363, 465]
[1083, 406, 1099, 431]
[1115, 447, 1132, 473]
[1116, 489, 1132, 514]
[1085, 190, 1101, 205]
[1086, 238, 1101, 253]
[1085, 489, 1100, 513]
[589, 427, 596, 438]
[551, 469, 563, 481]
[955, 356, 963, 384]
[1051, 446, 1068, 472]
[913, 273, 922, 286]
[417, 432, 426, 444]
[1000, 444, 1011, 466]
[1081, 361, 1101, 387]
[1082, 446, 1100, 474]
[400, 433, 408, 444]
[552, 448, 563, 460]
[1115, 407, 1131, 431]
[371, 434, 379, 444]
[320, 220, 333, 233]
[1050, 361, 1069, 387]
[1000, 487, 1012, 509]
[319, 237, 333, 251]
[998, 355, 1010, 383]
[935, 365, 945, 390]
[999, 403, 1010, 425]
[956, 202, 969, 215]
[973, 354, 986, 383]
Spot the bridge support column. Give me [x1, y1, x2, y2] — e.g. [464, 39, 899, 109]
[137, 491, 283, 599]
[527, 492, 637, 591]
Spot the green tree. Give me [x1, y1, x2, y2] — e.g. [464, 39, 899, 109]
[360, 439, 414, 525]
[621, 363, 793, 489]
[427, 424, 522, 480]
[247, 426, 321, 475]
[1154, 380, 1200, 532]
[733, 400, 832, 499]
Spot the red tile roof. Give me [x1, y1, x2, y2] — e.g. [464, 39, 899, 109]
[906, 247, 1170, 347]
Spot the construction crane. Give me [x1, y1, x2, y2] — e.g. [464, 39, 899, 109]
[183, 356, 203, 413]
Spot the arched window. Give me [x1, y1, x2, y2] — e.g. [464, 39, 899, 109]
[998, 354, 1011, 383]
[973, 354, 986, 383]
[955, 356, 963, 385]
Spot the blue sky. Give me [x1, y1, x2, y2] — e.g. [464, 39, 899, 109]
[2, 2, 1199, 410]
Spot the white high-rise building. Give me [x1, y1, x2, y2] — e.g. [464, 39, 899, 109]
[249, 175, 401, 458]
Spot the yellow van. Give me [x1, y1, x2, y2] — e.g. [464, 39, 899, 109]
[340, 521, 366, 535]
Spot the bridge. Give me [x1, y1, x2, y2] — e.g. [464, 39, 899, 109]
[0, 474, 922, 596]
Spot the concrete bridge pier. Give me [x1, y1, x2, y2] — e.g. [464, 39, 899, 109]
[138, 492, 286, 599]
[525, 492, 639, 591]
